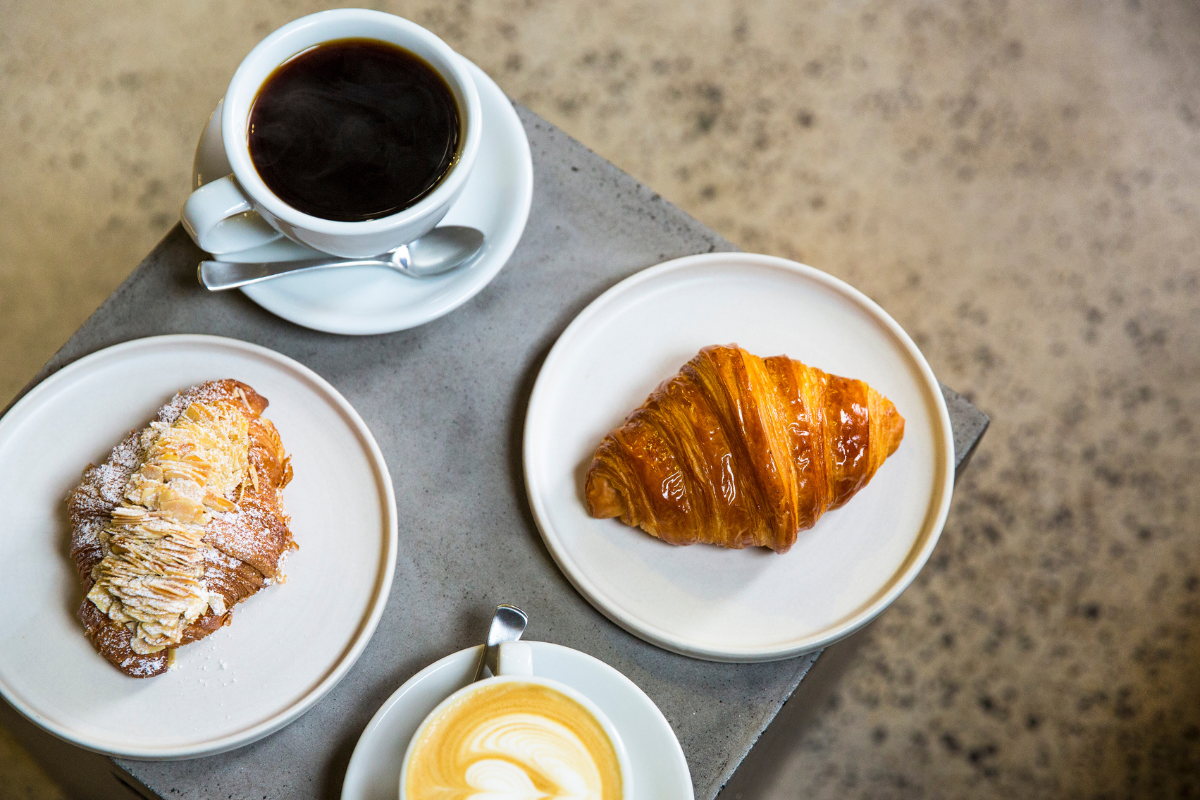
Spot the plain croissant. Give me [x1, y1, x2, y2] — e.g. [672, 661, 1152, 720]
[585, 344, 905, 553]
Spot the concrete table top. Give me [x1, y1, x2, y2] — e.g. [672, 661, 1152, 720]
[4, 105, 987, 800]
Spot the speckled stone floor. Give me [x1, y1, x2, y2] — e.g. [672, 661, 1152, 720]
[3, 1, 1199, 798]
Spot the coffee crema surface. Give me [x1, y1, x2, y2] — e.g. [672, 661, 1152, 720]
[247, 38, 460, 222]
[405, 680, 623, 800]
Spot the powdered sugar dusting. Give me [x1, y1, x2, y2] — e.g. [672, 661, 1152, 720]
[205, 546, 244, 570]
[119, 652, 165, 678]
[68, 432, 143, 555]
[94, 434, 142, 505]
[211, 506, 264, 554]
[208, 497, 291, 580]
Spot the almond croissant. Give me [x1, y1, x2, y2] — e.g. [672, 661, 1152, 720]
[67, 380, 294, 677]
[585, 345, 904, 553]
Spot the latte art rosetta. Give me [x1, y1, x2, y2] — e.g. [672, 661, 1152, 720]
[405, 681, 623, 800]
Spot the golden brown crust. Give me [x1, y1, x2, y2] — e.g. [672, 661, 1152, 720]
[584, 345, 905, 553]
[67, 379, 293, 678]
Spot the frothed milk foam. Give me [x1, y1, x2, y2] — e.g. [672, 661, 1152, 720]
[404, 680, 623, 800]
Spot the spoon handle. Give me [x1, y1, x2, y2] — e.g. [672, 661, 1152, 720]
[198, 256, 391, 291]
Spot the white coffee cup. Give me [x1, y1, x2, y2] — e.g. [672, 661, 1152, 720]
[180, 9, 482, 258]
[399, 642, 633, 800]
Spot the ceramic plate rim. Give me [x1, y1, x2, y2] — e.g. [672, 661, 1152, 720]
[522, 253, 955, 662]
[196, 55, 533, 336]
[340, 642, 693, 800]
[0, 334, 398, 759]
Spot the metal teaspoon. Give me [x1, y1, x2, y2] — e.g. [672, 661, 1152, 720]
[197, 225, 486, 291]
[473, 604, 529, 682]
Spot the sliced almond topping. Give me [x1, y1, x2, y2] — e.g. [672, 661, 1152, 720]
[204, 494, 236, 513]
[89, 395, 252, 653]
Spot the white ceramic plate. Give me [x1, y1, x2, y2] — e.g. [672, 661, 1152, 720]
[523, 253, 954, 662]
[191, 55, 533, 335]
[0, 335, 397, 758]
[341, 642, 692, 800]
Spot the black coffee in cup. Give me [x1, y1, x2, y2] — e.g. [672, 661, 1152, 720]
[247, 38, 461, 222]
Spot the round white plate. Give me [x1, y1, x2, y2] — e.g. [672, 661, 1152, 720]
[341, 642, 692, 800]
[523, 253, 954, 663]
[0, 335, 397, 759]
[191, 55, 533, 335]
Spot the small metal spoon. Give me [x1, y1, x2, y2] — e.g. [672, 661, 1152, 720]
[473, 604, 529, 682]
[197, 226, 485, 291]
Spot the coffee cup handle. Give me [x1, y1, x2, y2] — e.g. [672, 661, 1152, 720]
[494, 642, 533, 678]
[180, 174, 283, 255]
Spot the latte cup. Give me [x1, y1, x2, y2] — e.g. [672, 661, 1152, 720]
[180, 9, 482, 258]
[399, 642, 633, 800]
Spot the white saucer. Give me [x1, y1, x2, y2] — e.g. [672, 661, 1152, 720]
[0, 336, 397, 758]
[523, 253, 955, 662]
[341, 642, 693, 800]
[191, 55, 533, 335]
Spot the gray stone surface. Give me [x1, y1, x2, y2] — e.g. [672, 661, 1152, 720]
[6, 107, 985, 800]
[942, 385, 989, 478]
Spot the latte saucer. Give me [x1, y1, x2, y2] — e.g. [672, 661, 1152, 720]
[340, 642, 693, 800]
[191, 55, 533, 336]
